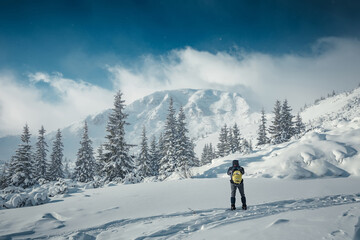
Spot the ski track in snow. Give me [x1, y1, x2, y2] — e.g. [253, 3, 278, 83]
[19, 193, 360, 240]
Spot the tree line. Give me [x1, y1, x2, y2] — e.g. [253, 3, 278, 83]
[201, 123, 253, 165]
[257, 99, 306, 146]
[200, 99, 306, 166]
[0, 91, 198, 189]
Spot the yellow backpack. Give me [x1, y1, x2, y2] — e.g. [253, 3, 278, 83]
[232, 170, 243, 184]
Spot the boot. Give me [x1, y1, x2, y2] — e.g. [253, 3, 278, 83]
[231, 197, 236, 210]
[241, 196, 247, 210]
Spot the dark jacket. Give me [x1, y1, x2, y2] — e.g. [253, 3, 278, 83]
[227, 166, 245, 176]
[227, 160, 245, 184]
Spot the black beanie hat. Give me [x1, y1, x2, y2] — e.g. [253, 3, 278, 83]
[232, 160, 239, 166]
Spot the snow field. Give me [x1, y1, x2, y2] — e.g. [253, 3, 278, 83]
[1, 177, 360, 239]
[188, 202, 360, 240]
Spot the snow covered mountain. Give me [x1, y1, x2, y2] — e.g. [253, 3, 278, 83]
[0, 89, 259, 162]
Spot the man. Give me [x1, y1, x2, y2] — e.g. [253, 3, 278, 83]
[227, 160, 247, 210]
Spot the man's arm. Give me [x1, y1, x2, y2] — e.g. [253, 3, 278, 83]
[240, 167, 245, 175]
[227, 167, 233, 175]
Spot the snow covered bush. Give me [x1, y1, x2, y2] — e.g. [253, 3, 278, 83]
[1, 186, 24, 194]
[48, 179, 69, 197]
[0, 186, 50, 209]
[90, 176, 106, 188]
[122, 172, 142, 184]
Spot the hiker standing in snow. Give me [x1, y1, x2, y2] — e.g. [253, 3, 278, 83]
[227, 160, 247, 210]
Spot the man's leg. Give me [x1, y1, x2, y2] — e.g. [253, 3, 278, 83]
[230, 183, 236, 209]
[238, 182, 247, 209]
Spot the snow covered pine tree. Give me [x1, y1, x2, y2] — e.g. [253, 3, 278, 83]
[159, 97, 178, 177]
[101, 91, 134, 181]
[257, 108, 269, 146]
[149, 136, 160, 176]
[137, 126, 153, 178]
[34, 126, 49, 180]
[8, 124, 35, 188]
[48, 129, 64, 181]
[280, 99, 294, 142]
[176, 106, 198, 177]
[74, 121, 96, 182]
[217, 124, 230, 157]
[269, 100, 282, 144]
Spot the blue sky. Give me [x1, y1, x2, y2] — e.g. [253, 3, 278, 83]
[1, 0, 359, 83]
[1, 0, 360, 136]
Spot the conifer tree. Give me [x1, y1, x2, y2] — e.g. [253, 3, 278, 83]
[102, 91, 134, 181]
[95, 144, 105, 177]
[280, 99, 294, 142]
[294, 113, 306, 136]
[232, 123, 241, 152]
[149, 136, 159, 176]
[175, 106, 198, 177]
[209, 143, 217, 160]
[228, 128, 235, 153]
[159, 98, 178, 176]
[0, 163, 9, 189]
[74, 122, 96, 182]
[241, 139, 252, 154]
[9, 124, 35, 188]
[137, 126, 152, 178]
[34, 126, 48, 180]
[201, 143, 217, 165]
[48, 129, 64, 180]
[187, 138, 199, 168]
[257, 108, 269, 145]
[269, 100, 282, 144]
[157, 133, 165, 162]
[217, 124, 230, 157]
[201, 144, 209, 165]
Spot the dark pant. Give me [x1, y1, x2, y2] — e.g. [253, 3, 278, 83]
[230, 182, 246, 206]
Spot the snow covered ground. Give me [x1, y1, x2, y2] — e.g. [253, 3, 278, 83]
[2, 125, 360, 240]
[0, 176, 359, 239]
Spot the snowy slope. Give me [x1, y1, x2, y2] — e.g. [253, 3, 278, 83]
[192, 121, 360, 180]
[301, 87, 360, 128]
[192, 129, 359, 181]
[0, 89, 259, 162]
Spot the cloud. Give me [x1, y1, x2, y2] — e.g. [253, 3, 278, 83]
[28, 72, 52, 83]
[0, 72, 114, 137]
[1, 37, 360, 137]
[109, 37, 360, 112]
